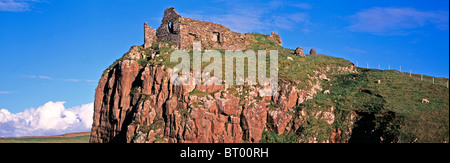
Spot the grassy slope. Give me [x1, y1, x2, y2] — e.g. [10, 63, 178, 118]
[0, 135, 90, 143]
[344, 68, 449, 142]
[262, 67, 449, 143]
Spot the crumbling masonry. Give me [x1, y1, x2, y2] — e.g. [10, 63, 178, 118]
[144, 7, 282, 50]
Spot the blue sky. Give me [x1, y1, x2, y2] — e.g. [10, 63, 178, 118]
[0, 0, 448, 116]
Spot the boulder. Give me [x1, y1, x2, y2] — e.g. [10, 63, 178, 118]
[269, 32, 282, 46]
[294, 46, 305, 58]
[310, 48, 317, 55]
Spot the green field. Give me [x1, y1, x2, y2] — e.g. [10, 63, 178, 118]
[0, 135, 90, 143]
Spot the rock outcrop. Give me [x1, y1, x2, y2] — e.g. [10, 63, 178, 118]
[310, 48, 317, 55]
[269, 32, 282, 46]
[294, 46, 305, 58]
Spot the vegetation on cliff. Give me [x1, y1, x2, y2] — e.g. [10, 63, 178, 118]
[97, 31, 448, 143]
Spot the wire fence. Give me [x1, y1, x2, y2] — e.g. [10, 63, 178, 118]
[355, 62, 449, 89]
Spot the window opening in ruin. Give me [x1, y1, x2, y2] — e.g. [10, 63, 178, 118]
[189, 33, 200, 41]
[213, 32, 221, 43]
[168, 21, 175, 34]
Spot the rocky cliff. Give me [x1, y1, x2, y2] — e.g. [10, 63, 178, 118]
[89, 45, 357, 143]
[89, 8, 358, 143]
[89, 7, 449, 143]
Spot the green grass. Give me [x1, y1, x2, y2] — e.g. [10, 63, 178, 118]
[260, 67, 448, 143]
[138, 119, 165, 134]
[246, 33, 284, 51]
[0, 135, 90, 143]
[277, 53, 352, 89]
[301, 67, 448, 143]
[190, 102, 204, 108]
[137, 58, 149, 66]
[189, 89, 210, 97]
[354, 68, 449, 142]
[260, 131, 300, 143]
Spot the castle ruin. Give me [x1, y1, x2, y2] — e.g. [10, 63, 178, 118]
[144, 7, 282, 50]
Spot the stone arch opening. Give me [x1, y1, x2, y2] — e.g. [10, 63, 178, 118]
[168, 21, 175, 34]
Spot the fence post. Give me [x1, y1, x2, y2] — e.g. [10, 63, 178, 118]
[356, 62, 358, 67]
[447, 81, 449, 88]
[421, 74, 423, 81]
[367, 63, 369, 69]
[378, 64, 380, 70]
[433, 78, 434, 84]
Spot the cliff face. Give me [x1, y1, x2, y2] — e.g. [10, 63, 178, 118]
[89, 7, 361, 143]
[89, 46, 358, 143]
[90, 7, 449, 143]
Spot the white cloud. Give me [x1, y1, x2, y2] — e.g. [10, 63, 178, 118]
[85, 80, 97, 83]
[345, 47, 367, 54]
[60, 79, 80, 82]
[38, 75, 52, 80]
[0, 0, 41, 12]
[23, 75, 52, 80]
[0, 91, 13, 94]
[0, 0, 28, 12]
[291, 2, 312, 10]
[22, 75, 96, 83]
[0, 101, 93, 137]
[348, 7, 449, 35]
[272, 13, 309, 30]
[182, 0, 311, 33]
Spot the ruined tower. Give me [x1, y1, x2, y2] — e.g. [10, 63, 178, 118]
[144, 22, 156, 49]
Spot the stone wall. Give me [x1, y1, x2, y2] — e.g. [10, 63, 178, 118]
[144, 22, 156, 49]
[155, 7, 281, 50]
[155, 7, 182, 48]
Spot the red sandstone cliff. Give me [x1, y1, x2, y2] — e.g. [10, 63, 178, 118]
[89, 48, 357, 143]
[89, 8, 358, 143]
